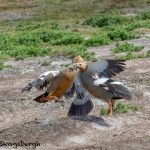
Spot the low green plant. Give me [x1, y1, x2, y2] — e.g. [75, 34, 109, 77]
[16, 32, 42, 46]
[50, 21, 61, 30]
[0, 62, 4, 70]
[116, 52, 145, 60]
[84, 34, 111, 46]
[100, 107, 108, 116]
[106, 20, 150, 34]
[34, 29, 83, 45]
[114, 103, 143, 114]
[136, 11, 150, 20]
[113, 42, 144, 53]
[41, 60, 52, 66]
[2, 45, 53, 58]
[84, 15, 129, 27]
[0, 62, 12, 70]
[100, 103, 142, 116]
[146, 50, 150, 57]
[107, 28, 138, 41]
[16, 22, 43, 31]
[52, 45, 96, 61]
[0, 54, 11, 61]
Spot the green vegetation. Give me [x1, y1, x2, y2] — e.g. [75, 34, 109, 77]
[146, 50, 150, 57]
[107, 28, 138, 41]
[83, 15, 129, 27]
[101, 107, 109, 116]
[0, 54, 11, 61]
[113, 42, 144, 53]
[34, 29, 83, 45]
[114, 103, 142, 114]
[0, 62, 4, 70]
[51, 45, 96, 61]
[116, 52, 145, 60]
[0, 0, 150, 61]
[41, 60, 52, 66]
[136, 11, 150, 20]
[0, 62, 12, 70]
[85, 34, 111, 46]
[101, 102, 142, 116]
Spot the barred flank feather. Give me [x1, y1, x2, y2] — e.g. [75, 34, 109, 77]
[109, 84, 133, 100]
[21, 83, 32, 92]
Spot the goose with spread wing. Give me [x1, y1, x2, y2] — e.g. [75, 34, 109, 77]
[22, 64, 79, 103]
[69, 56, 132, 115]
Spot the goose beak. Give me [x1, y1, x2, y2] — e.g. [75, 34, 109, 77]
[75, 65, 79, 71]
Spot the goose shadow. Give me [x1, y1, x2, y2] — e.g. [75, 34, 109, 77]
[69, 115, 110, 127]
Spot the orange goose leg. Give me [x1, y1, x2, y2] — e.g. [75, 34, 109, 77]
[111, 100, 115, 110]
[107, 100, 115, 116]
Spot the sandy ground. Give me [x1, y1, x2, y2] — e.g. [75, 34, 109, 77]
[0, 48, 150, 150]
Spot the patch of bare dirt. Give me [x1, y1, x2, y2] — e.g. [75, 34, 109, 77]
[0, 0, 39, 20]
[88, 44, 115, 59]
[0, 54, 150, 149]
[88, 37, 150, 58]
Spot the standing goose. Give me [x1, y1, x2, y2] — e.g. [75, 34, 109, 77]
[70, 56, 132, 115]
[87, 73, 132, 115]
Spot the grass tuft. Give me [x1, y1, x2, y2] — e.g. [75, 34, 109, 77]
[146, 50, 150, 57]
[100, 102, 142, 116]
[136, 11, 150, 20]
[116, 52, 145, 60]
[52, 45, 96, 61]
[85, 34, 111, 46]
[83, 15, 129, 27]
[35, 29, 83, 45]
[113, 42, 144, 53]
[107, 28, 138, 41]
[41, 60, 52, 66]
[0, 62, 12, 70]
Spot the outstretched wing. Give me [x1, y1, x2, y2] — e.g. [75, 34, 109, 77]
[22, 71, 59, 92]
[87, 59, 126, 78]
[68, 75, 94, 116]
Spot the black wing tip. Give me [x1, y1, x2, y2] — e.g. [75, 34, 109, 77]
[33, 92, 49, 103]
[105, 59, 127, 77]
[108, 59, 126, 62]
[110, 84, 133, 100]
[21, 85, 32, 93]
[68, 99, 94, 116]
[108, 59, 126, 64]
[126, 92, 133, 100]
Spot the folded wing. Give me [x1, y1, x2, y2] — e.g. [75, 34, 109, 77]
[93, 76, 133, 100]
